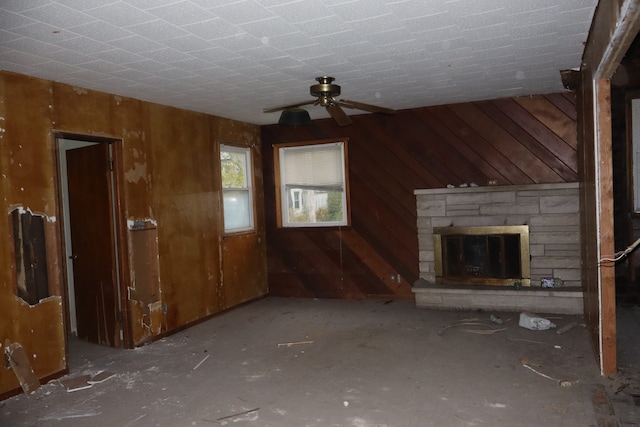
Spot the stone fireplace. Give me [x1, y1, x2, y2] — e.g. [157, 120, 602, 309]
[412, 183, 583, 314]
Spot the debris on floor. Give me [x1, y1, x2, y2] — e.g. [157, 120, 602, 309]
[59, 375, 92, 393]
[556, 321, 579, 335]
[59, 370, 115, 392]
[193, 354, 210, 370]
[203, 407, 260, 423]
[438, 317, 507, 335]
[519, 358, 571, 386]
[88, 370, 115, 384]
[277, 340, 314, 347]
[4, 341, 40, 395]
[518, 312, 556, 330]
[489, 313, 503, 324]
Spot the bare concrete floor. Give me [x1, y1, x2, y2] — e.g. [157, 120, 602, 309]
[607, 304, 640, 426]
[0, 298, 619, 426]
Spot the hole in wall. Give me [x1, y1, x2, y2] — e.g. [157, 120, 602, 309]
[10, 208, 49, 305]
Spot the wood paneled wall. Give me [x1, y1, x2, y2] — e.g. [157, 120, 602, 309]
[0, 71, 268, 397]
[261, 94, 578, 300]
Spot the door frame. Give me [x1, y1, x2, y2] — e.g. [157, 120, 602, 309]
[52, 131, 133, 351]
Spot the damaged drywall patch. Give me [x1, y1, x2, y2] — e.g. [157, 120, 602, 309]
[127, 218, 157, 230]
[124, 162, 148, 184]
[10, 206, 57, 222]
[148, 301, 163, 335]
[13, 294, 62, 309]
[72, 86, 88, 95]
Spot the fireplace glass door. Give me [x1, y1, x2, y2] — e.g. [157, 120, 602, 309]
[443, 234, 521, 279]
[433, 225, 530, 286]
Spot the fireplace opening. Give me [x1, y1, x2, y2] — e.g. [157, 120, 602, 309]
[434, 225, 530, 286]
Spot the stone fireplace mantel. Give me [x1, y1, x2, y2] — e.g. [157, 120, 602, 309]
[412, 183, 583, 314]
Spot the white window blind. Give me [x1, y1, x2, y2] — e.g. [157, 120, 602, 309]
[281, 143, 344, 190]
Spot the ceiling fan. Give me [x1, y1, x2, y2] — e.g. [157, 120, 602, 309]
[263, 76, 396, 126]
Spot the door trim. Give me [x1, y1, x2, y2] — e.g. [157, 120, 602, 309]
[52, 131, 133, 350]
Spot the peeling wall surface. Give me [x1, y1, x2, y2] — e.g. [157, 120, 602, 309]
[0, 71, 268, 397]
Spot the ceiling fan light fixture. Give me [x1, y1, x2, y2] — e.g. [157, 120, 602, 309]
[278, 108, 311, 126]
[264, 76, 394, 126]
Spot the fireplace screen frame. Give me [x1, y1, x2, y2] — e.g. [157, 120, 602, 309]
[433, 225, 531, 286]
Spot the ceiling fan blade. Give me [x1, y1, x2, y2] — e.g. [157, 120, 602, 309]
[263, 99, 316, 113]
[326, 103, 353, 126]
[338, 99, 396, 115]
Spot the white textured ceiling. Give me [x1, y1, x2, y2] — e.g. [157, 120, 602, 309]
[0, 0, 598, 125]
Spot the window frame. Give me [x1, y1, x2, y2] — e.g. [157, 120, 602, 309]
[220, 143, 255, 234]
[629, 93, 640, 214]
[274, 138, 351, 228]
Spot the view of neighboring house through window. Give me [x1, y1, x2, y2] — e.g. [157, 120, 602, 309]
[220, 144, 254, 232]
[275, 139, 349, 227]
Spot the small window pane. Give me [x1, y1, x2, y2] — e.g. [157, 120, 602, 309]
[220, 145, 254, 233]
[221, 150, 247, 188]
[223, 190, 252, 230]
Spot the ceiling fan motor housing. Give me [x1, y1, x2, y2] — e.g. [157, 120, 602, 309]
[310, 76, 341, 99]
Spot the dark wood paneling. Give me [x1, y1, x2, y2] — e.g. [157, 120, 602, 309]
[262, 94, 578, 300]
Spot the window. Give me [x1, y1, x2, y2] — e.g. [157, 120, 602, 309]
[275, 139, 350, 228]
[220, 144, 254, 232]
[291, 189, 303, 212]
[631, 97, 640, 212]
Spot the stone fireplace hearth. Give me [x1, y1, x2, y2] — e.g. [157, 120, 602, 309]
[412, 183, 583, 315]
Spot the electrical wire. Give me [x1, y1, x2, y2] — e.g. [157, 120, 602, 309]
[599, 237, 640, 264]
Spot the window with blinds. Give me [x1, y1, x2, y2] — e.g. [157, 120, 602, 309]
[275, 139, 349, 227]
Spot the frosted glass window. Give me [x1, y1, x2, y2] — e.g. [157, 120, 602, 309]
[221, 145, 254, 233]
[275, 140, 349, 228]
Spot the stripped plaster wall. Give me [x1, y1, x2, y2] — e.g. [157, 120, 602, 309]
[0, 71, 268, 397]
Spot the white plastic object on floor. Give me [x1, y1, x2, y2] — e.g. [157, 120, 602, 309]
[519, 312, 556, 330]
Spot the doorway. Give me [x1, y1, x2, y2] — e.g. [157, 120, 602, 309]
[57, 136, 128, 350]
[610, 30, 640, 397]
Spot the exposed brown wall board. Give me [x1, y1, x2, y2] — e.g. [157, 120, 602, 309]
[0, 73, 66, 396]
[145, 103, 221, 329]
[112, 97, 150, 219]
[0, 71, 268, 396]
[214, 118, 269, 309]
[3, 73, 55, 206]
[261, 94, 578, 300]
[222, 233, 268, 308]
[51, 83, 115, 136]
